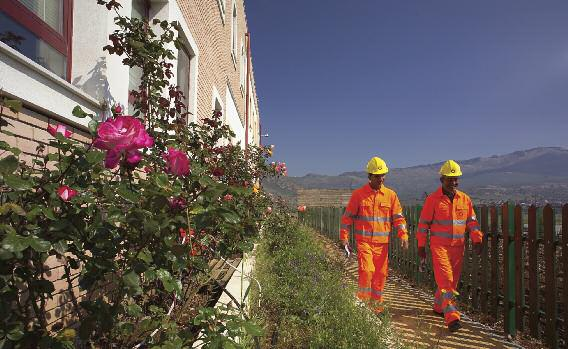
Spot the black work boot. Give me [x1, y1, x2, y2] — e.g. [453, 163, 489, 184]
[448, 319, 462, 332]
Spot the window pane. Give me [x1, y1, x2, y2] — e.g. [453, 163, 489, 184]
[0, 12, 66, 78]
[177, 47, 190, 108]
[18, 0, 63, 34]
[131, 0, 148, 20]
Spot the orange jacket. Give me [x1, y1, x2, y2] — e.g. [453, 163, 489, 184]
[340, 184, 408, 243]
[417, 187, 483, 247]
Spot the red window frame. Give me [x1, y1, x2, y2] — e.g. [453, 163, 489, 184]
[0, 0, 74, 81]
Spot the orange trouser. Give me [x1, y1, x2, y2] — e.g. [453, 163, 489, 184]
[356, 241, 388, 308]
[431, 244, 464, 325]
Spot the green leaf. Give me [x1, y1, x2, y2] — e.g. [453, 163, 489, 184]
[130, 40, 144, 49]
[72, 105, 88, 118]
[117, 185, 140, 203]
[222, 341, 237, 349]
[1, 231, 29, 252]
[122, 271, 142, 295]
[126, 304, 143, 317]
[242, 321, 264, 336]
[6, 327, 24, 341]
[156, 269, 181, 294]
[0, 155, 18, 174]
[52, 240, 68, 255]
[219, 209, 240, 224]
[137, 248, 153, 263]
[3, 174, 33, 191]
[28, 236, 51, 252]
[26, 207, 42, 220]
[86, 150, 105, 164]
[41, 206, 57, 220]
[155, 173, 169, 189]
[0, 203, 25, 216]
[88, 120, 99, 135]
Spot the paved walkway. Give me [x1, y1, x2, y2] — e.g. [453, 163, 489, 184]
[322, 239, 524, 349]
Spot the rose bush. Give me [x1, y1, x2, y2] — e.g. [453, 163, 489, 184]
[0, 2, 282, 347]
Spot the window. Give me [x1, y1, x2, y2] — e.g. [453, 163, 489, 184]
[128, 0, 150, 114]
[231, 3, 237, 63]
[0, 0, 72, 80]
[177, 45, 192, 121]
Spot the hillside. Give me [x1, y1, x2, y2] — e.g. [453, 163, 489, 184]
[263, 147, 568, 205]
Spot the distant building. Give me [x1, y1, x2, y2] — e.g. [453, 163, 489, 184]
[0, 0, 261, 158]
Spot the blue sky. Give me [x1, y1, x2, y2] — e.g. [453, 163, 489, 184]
[246, 0, 568, 176]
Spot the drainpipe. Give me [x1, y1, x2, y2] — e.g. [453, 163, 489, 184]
[244, 32, 251, 149]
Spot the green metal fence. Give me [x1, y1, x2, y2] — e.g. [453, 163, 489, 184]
[300, 203, 568, 349]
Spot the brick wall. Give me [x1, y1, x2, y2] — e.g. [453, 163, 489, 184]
[0, 106, 94, 330]
[176, 0, 256, 127]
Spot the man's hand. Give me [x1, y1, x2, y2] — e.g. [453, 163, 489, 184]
[418, 246, 426, 260]
[400, 239, 409, 250]
[473, 243, 482, 255]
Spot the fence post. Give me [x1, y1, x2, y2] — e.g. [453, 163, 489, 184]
[503, 202, 516, 336]
[514, 204, 524, 332]
[563, 204, 568, 348]
[490, 206, 499, 320]
[543, 204, 557, 349]
[480, 206, 489, 314]
[471, 206, 480, 310]
[528, 205, 539, 338]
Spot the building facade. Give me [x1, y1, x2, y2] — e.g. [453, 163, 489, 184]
[0, 0, 261, 154]
[0, 0, 260, 330]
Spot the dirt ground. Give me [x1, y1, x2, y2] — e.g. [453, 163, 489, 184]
[318, 236, 546, 349]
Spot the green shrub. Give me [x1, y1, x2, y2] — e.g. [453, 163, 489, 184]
[251, 210, 400, 348]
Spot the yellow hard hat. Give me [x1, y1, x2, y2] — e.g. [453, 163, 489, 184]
[439, 160, 462, 177]
[367, 157, 389, 175]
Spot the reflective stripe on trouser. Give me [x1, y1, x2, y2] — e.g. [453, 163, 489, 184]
[356, 241, 388, 309]
[431, 244, 464, 325]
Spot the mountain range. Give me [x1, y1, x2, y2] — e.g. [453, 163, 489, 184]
[264, 147, 568, 205]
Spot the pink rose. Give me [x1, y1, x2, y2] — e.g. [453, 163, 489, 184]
[223, 194, 233, 201]
[266, 206, 272, 214]
[164, 148, 190, 176]
[297, 205, 306, 212]
[48, 124, 72, 138]
[57, 185, 78, 201]
[93, 116, 153, 169]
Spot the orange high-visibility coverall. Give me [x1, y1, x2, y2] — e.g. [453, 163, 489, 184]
[417, 187, 483, 325]
[340, 184, 408, 310]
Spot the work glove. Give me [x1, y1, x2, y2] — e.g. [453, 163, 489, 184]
[400, 238, 409, 250]
[473, 243, 482, 256]
[418, 246, 426, 260]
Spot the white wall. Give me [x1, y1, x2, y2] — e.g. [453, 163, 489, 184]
[225, 85, 245, 148]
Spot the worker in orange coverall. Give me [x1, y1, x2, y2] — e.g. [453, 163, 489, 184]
[417, 160, 483, 332]
[340, 156, 409, 314]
